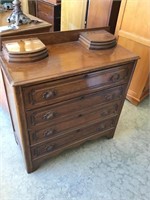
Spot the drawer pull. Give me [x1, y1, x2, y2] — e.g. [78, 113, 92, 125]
[105, 95, 113, 101]
[111, 73, 120, 82]
[44, 129, 55, 137]
[80, 96, 85, 100]
[43, 90, 55, 100]
[84, 74, 89, 79]
[43, 112, 54, 120]
[76, 129, 81, 132]
[101, 110, 109, 116]
[46, 145, 54, 152]
[97, 124, 105, 131]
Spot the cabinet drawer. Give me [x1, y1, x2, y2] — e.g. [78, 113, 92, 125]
[29, 100, 120, 144]
[26, 85, 125, 128]
[31, 117, 116, 159]
[23, 64, 132, 109]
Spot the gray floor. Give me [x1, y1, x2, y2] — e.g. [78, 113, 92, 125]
[0, 98, 150, 200]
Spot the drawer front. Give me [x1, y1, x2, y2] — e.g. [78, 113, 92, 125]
[23, 63, 133, 109]
[29, 100, 120, 144]
[26, 85, 125, 128]
[31, 117, 116, 159]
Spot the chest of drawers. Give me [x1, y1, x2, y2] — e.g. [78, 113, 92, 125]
[0, 29, 138, 173]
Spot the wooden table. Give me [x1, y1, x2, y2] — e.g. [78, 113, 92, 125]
[0, 11, 52, 37]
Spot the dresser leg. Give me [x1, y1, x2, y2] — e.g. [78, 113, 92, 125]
[26, 163, 40, 173]
[106, 131, 115, 139]
[13, 131, 19, 145]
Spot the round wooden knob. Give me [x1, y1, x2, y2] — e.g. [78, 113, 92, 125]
[43, 112, 54, 120]
[43, 90, 55, 100]
[111, 73, 120, 82]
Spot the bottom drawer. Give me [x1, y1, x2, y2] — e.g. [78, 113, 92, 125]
[31, 117, 116, 159]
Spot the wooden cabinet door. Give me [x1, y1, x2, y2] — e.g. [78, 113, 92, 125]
[115, 0, 150, 105]
[87, 0, 113, 28]
[61, 0, 87, 31]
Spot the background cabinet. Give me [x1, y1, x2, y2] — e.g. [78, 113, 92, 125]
[115, 0, 150, 105]
[61, 0, 121, 34]
[61, 0, 87, 31]
[86, 0, 113, 28]
[37, 0, 61, 31]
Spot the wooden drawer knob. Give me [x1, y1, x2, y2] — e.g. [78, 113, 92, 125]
[43, 90, 55, 100]
[97, 124, 105, 131]
[43, 112, 54, 120]
[46, 145, 54, 152]
[101, 110, 109, 116]
[105, 94, 113, 101]
[44, 129, 55, 137]
[111, 73, 120, 82]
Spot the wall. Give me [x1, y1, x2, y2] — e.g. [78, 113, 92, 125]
[22, 0, 29, 13]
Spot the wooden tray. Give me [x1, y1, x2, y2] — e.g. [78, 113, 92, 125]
[2, 37, 48, 63]
[2, 38, 47, 55]
[80, 30, 116, 43]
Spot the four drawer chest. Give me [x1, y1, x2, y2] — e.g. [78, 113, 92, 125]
[0, 28, 139, 173]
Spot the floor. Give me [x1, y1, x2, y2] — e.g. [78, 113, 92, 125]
[0, 97, 150, 200]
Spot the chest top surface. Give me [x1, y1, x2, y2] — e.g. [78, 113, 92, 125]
[0, 41, 138, 86]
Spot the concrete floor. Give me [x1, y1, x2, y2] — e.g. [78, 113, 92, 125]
[0, 98, 150, 200]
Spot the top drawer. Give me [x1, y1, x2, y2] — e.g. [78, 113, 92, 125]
[23, 63, 133, 109]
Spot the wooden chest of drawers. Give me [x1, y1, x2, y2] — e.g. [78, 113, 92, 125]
[37, 0, 61, 31]
[0, 28, 138, 173]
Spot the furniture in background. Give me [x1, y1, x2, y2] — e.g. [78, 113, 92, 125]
[0, 11, 52, 36]
[115, 0, 149, 105]
[109, 0, 122, 34]
[61, 0, 87, 31]
[37, 0, 61, 31]
[60, 0, 121, 33]
[86, 0, 113, 28]
[28, 0, 36, 16]
[0, 28, 138, 173]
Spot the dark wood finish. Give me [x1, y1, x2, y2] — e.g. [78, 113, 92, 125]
[28, 0, 37, 16]
[109, 0, 122, 34]
[28, 100, 120, 145]
[0, 28, 139, 173]
[37, 0, 61, 31]
[23, 63, 132, 109]
[31, 117, 116, 159]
